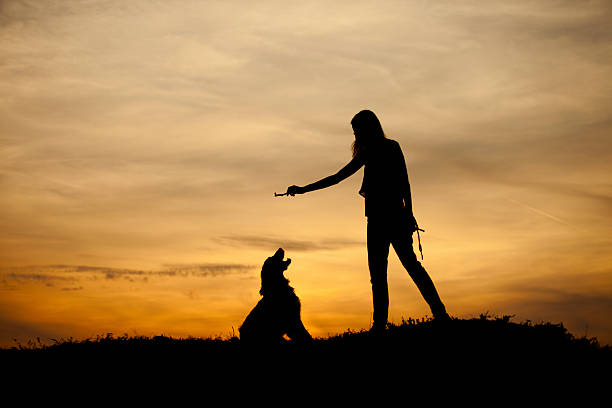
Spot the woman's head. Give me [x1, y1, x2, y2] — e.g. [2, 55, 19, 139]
[351, 109, 386, 157]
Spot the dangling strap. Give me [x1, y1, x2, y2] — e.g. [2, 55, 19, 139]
[415, 225, 424, 260]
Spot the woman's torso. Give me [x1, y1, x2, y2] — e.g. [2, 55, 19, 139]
[358, 138, 408, 217]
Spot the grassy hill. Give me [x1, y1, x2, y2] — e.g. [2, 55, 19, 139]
[3, 314, 609, 397]
[3, 314, 609, 364]
[3, 313, 610, 396]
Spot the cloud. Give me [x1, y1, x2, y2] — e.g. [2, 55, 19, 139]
[61, 286, 84, 291]
[216, 234, 364, 252]
[0, 262, 256, 287]
[157, 263, 256, 277]
[2, 272, 77, 287]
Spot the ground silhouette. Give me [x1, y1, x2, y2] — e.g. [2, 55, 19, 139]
[4, 313, 610, 396]
[5, 315, 609, 401]
[4, 314, 609, 366]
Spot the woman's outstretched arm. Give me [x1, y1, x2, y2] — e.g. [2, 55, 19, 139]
[287, 156, 364, 195]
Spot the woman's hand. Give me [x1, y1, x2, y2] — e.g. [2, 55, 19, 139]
[410, 214, 419, 232]
[403, 209, 418, 232]
[287, 185, 306, 196]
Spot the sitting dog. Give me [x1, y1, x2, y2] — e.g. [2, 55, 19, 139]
[239, 248, 312, 343]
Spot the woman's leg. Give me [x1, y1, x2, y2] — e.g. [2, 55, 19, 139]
[390, 224, 449, 319]
[367, 217, 391, 330]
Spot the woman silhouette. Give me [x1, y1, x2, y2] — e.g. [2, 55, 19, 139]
[286, 110, 449, 332]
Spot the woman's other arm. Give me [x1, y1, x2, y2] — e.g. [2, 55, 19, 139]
[395, 142, 418, 230]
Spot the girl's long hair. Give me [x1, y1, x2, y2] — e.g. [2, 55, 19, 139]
[351, 110, 387, 158]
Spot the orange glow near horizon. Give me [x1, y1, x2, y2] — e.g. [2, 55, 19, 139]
[1, 1, 612, 347]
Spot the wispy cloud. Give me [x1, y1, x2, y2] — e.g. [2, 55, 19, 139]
[216, 234, 364, 252]
[0, 262, 256, 287]
[507, 199, 568, 225]
[61, 286, 83, 291]
[158, 263, 256, 277]
[2, 272, 78, 286]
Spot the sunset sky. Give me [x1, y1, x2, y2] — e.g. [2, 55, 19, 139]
[1, 0, 611, 347]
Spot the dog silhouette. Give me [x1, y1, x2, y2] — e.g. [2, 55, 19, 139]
[239, 248, 312, 343]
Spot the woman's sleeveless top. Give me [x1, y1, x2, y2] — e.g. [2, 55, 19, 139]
[358, 138, 410, 217]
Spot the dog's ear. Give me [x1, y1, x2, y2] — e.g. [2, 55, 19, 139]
[273, 248, 284, 259]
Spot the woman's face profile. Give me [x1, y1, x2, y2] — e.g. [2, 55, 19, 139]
[352, 125, 363, 140]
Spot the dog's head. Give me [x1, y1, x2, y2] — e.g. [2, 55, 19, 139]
[262, 247, 291, 273]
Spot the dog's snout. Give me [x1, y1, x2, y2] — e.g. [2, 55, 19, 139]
[274, 247, 285, 259]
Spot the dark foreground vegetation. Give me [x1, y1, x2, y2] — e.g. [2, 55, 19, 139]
[4, 314, 609, 398]
[3, 315, 609, 370]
